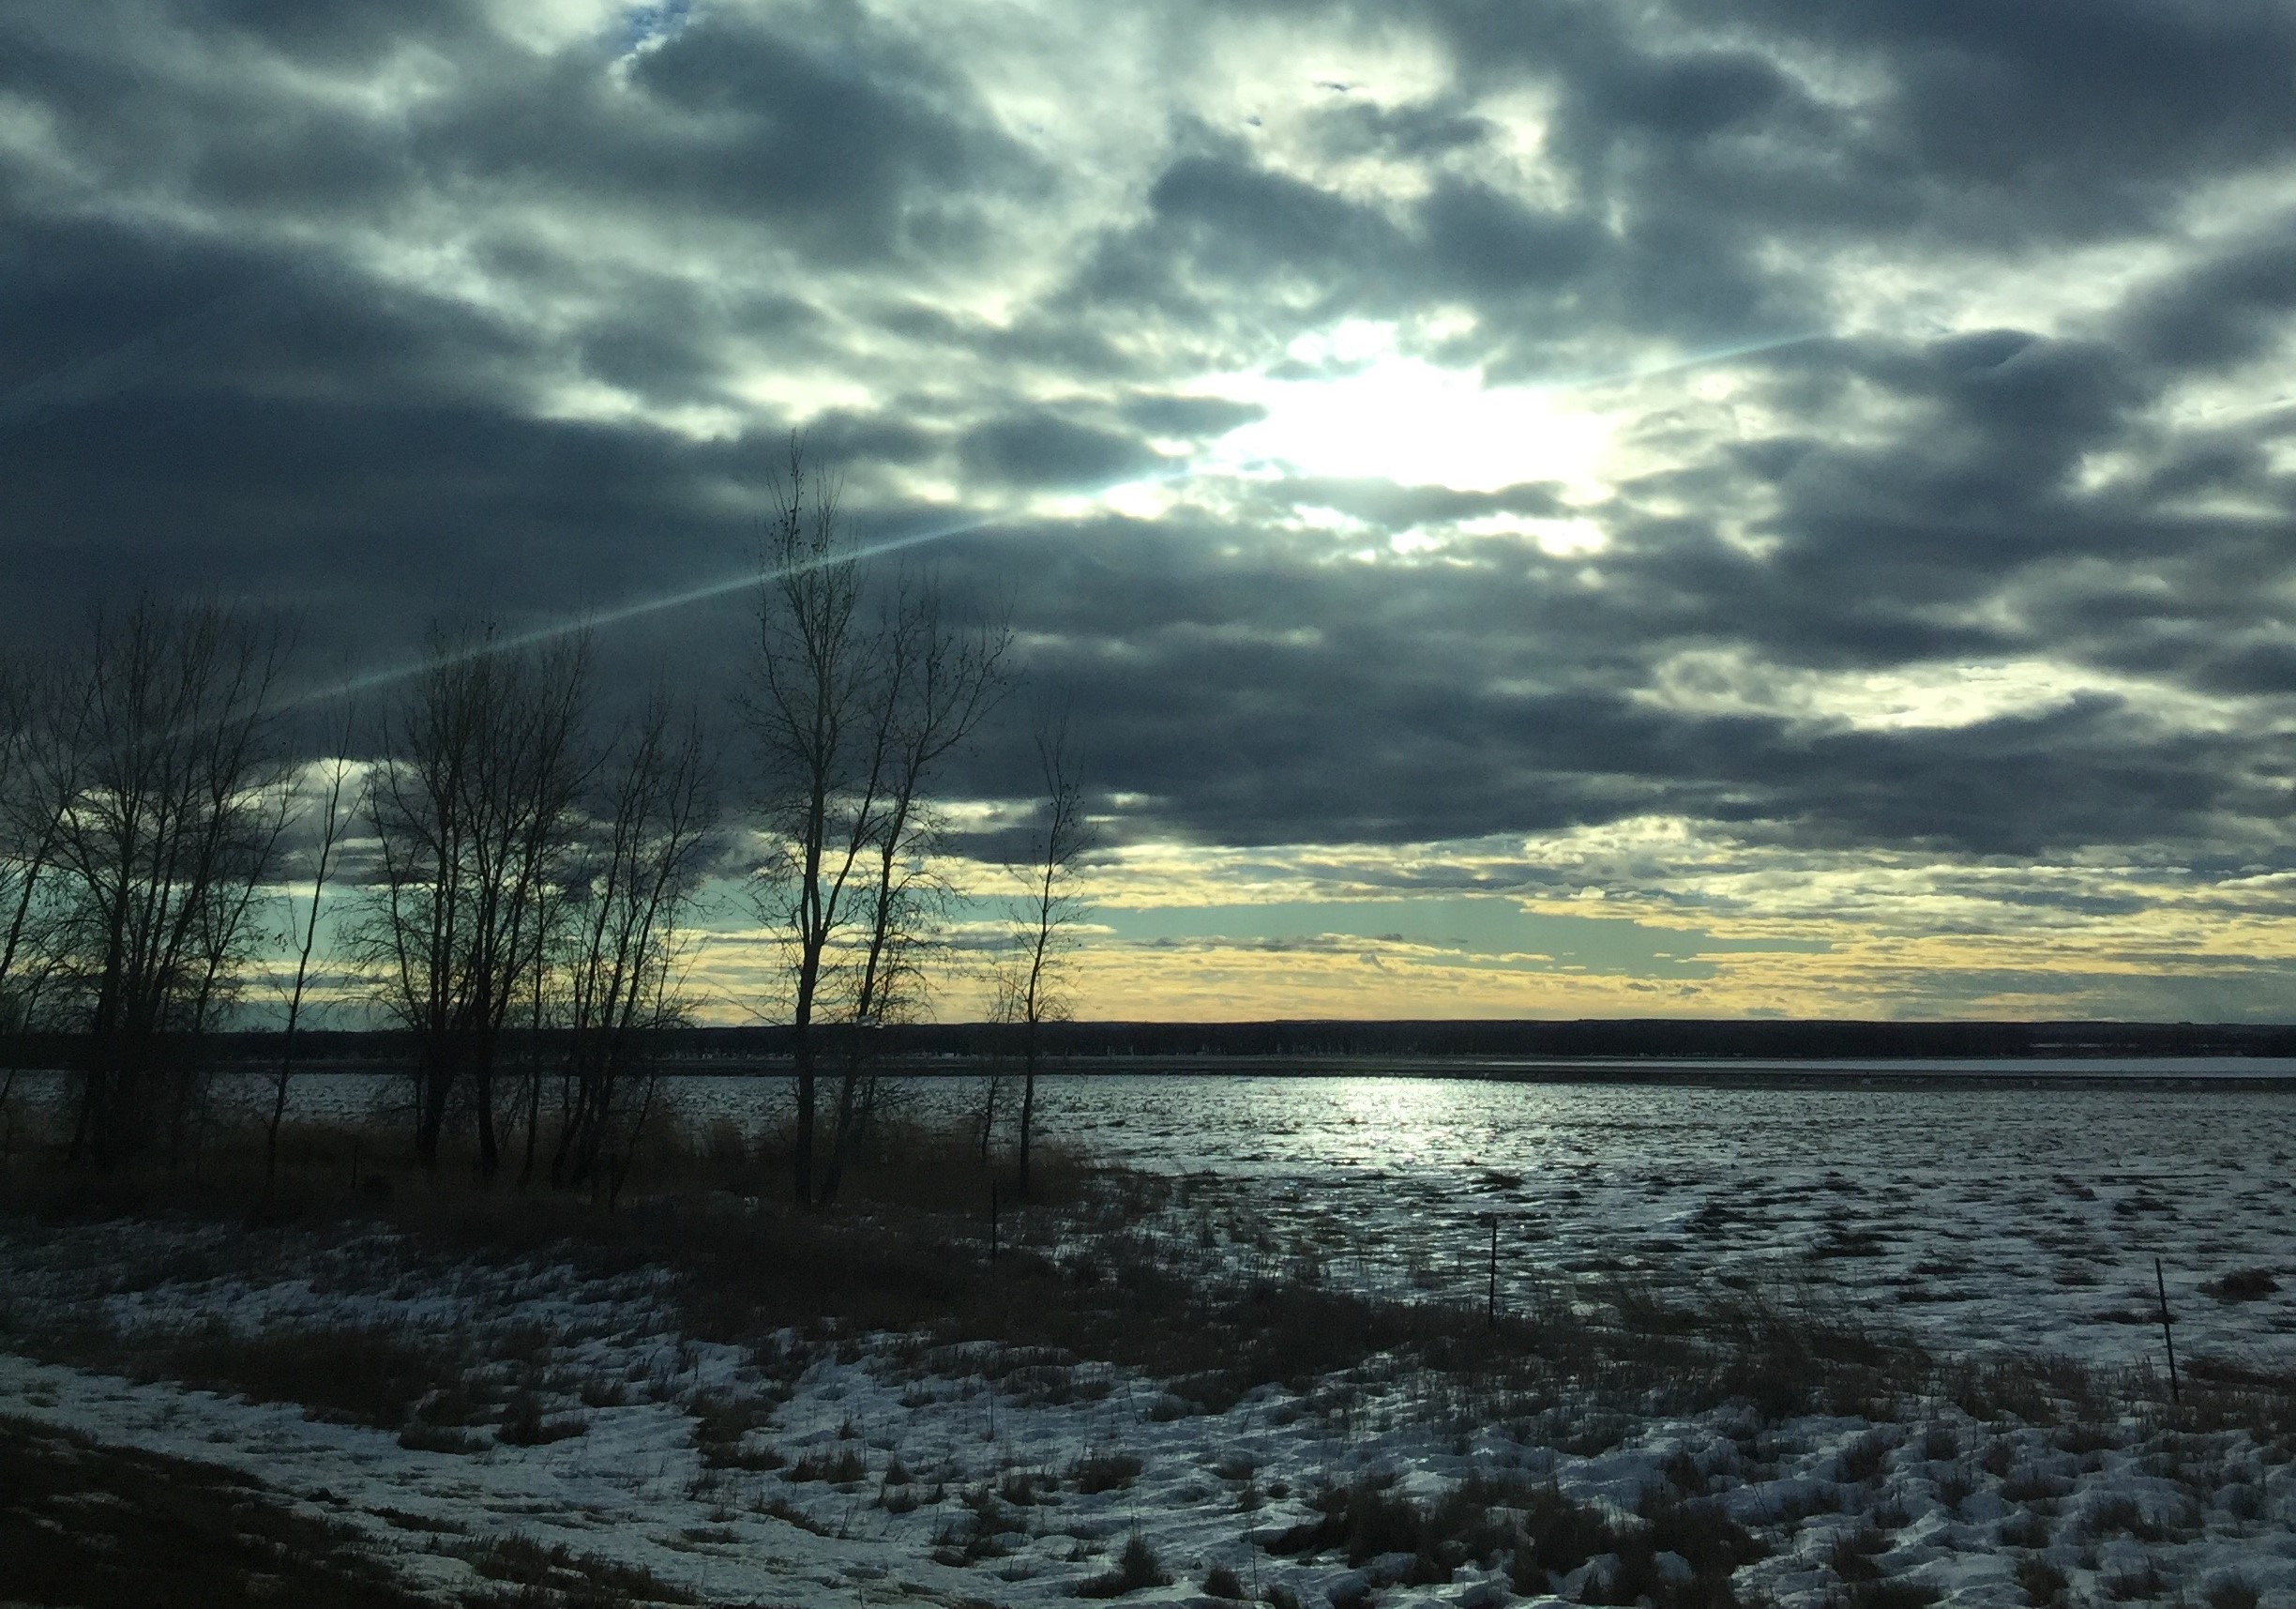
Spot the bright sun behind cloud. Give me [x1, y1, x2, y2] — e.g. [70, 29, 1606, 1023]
[1199, 321, 1618, 497]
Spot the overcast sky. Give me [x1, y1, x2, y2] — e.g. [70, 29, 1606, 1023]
[7, 0, 2296, 1020]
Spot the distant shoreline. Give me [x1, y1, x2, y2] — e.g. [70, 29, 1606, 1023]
[10, 1053, 2296, 1092]
[12, 1015, 2296, 1071]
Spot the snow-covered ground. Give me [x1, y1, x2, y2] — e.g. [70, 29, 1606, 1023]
[3, 1074, 2292, 1606]
[1029, 1077, 2296, 1366]
[2, 1211, 2292, 1609]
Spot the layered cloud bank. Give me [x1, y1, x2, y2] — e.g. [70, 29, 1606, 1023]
[7, 0, 2296, 1017]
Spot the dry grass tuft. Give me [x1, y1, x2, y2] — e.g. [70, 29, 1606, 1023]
[1077, 1532, 1170, 1598]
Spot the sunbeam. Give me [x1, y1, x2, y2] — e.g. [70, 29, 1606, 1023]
[293, 509, 1013, 713]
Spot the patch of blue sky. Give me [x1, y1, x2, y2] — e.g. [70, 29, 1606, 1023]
[616, 0, 693, 55]
[1097, 897, 1826, 978]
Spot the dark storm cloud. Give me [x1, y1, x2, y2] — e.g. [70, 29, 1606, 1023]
[1065, 139, 1400, 325]
[5, 0, 2296, 889]
[1746, 0, 2296, 198]
[418, 10, 1041, 265]
[1068, 129, 1805, 380]
[1261, 478, 1569, 526]
[1425, 0, 2296, 239]
[957, 408, 1168, 490]
[1116, 393, 1267, 439]
[1058, 0, 2296, 375]
[1307, 96, 1493, 162]
[1412, 181, 1604, 301]
[196, 0, 487, 66]
[6, 2, 1037, 258]
[0, 0, 1035, 641]
[930, 512, 2288, 861]
[0, 218, 780, 682]
[2119, 230, 2296, 373]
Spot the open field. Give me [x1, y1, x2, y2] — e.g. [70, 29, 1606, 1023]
[1, 1076, 2292, 1607]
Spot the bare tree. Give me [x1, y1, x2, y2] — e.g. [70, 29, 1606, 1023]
[37, 601, 294, 1168]
[264, 707, 361, 1202]
[818, 581, 1007, 1204]
[363, 629, 589, 1178]
[0, 653, 66, 1119]
[744, 444, 1007, 1206]
[0, 653, 64, 1046]
[550, 693, 717, 1199]
[741, 445, 883, 1207]
[998, 709, 1094, 1200]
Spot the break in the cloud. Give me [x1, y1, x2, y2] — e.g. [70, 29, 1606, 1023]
[5, 0, 2296, 1019]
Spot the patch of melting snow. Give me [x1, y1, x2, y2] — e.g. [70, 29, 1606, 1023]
[6, 1074, 2296, 1604]
[2, 1222, 2293, 1609]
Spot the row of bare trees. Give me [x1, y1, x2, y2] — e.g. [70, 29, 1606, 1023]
[0, 461, 1094, 1204]
[359, 630, 719, 1196]
[0, 606, 292, 1166]
[0, 605, 714, 1190]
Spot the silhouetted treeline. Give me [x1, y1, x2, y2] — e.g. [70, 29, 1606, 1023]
[0, 450, 1057, 1204]
[614, 1014, 2296, 1062]
[16, 1015, 2290, 1072]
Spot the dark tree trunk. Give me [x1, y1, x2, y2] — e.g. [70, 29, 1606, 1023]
[475, 1058, 499, 1182]
[415, 1043, 453, 1171]
[792, 1020, 815, 1207]
[819, 1028, 865, 1205]
[1018, 1029, 1037, 1201]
